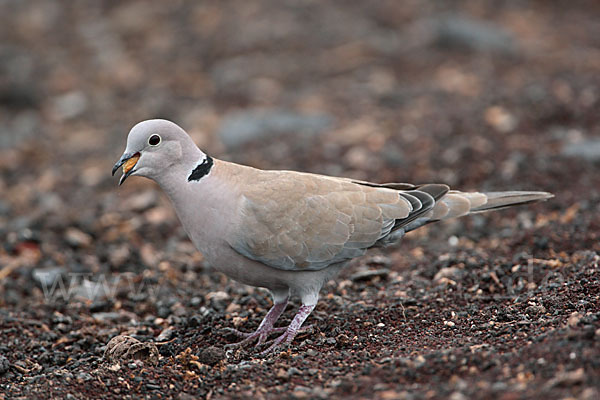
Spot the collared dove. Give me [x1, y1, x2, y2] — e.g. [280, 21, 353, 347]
[113, 119, 553, 354]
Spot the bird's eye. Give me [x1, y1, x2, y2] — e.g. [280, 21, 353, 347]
[148, 134, 161, 146]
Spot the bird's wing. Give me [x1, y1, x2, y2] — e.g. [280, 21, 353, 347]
[227, 170, 436, 271]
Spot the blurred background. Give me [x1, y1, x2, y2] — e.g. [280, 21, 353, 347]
[2, 0, 599, 308]
[2, 0, 600, 311]
[1, 1, 600, 397]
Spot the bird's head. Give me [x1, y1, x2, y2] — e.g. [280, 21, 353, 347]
[112, 119, 203, 185]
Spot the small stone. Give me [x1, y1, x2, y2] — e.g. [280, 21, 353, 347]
[197, 346, 224, 366]
[76, 372, 93, 382]
[449, 392, 467, 400]
[205, 291, 230, 302]
[64, 227, 92, 247]
[50, 91, 88, 120]
[568, 312, 582, 327]
[562, 139, 600, 162]
[218, 109, 332, 149]
[434, 266, 462, 282]
[350, 268, 390, 282]
[71, 279, 109, 302]
[545, 368, 585, 388]
[107, 363, 120, 372]
[431, 14, 517, 55]
[32, 267, 66, 291]
[156, 327, 175, 342]
[126, 190, 158, 212]
[484, 106, 517, 133]
[525, 304, 546, 316]
[0, 355, 10, 375]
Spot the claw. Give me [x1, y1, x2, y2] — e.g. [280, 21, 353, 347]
[225, 299, 289, 349]
[224, 302, 316, 355]
[258, 305, 316, 355]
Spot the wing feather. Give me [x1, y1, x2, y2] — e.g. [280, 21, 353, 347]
[226, 168, 548, 271]
[229, 171, 413, 271]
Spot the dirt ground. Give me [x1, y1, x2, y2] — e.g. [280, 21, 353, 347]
[1, 1, 599, 399]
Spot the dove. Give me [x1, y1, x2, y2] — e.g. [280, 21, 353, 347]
[112, 119, 553, 354]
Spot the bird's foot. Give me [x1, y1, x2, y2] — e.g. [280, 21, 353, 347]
[225, 303, 316, 355]
[224, 325, 287, 348]
[224, 299, 289, 348]
[259, 304, 316, 355]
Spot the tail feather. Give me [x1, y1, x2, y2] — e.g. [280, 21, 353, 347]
[374, 187, 552, 246]
[429, 190, 553, 222]
[470, 191, 554, 213]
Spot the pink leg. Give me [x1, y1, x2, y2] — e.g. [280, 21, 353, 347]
[261, 304, 316, 355]
[226, 295, 289, 347]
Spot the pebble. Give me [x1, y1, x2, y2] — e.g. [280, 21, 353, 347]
[0, 355, 10, 375]
[50, 91, 88, 120]
[218, 109, 332, 149]
[562, 139, 600, 161]
[197, 346, 224, 366]
[350, 268, 390, 282]
[32, 267, 66, 290]
[64, 227, 92, 247]
[430, 14, 517, 55]
[156, 327, 175, 342]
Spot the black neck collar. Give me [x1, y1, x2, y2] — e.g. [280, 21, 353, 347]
[188, 156, 213, 182]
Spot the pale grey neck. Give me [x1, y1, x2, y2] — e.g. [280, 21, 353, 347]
[152, 155, 209, 206]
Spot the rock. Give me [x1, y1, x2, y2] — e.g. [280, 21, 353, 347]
[109, 245, 130, 268]
[562, 139, 600, 162]
[50, 91, 88, 121]
[197, 346, 224, 366]
[544, 368, 585, 389]
[32, 267, 66, 292]
[525, 304, 546, 316]
[0, 111, 41, 149]
[434, 266, 463, 282]
[156, 327, 176, 342]
[484, 106, 517, 133]
[71, 279, 112, 302]
[76, 372, 93, 382]
[567, 311, 582, 327]
[205, 291, 230, 310]
[92, 311, 137, 323]
[350, 268, 390, 282]
[449, 392, 467, 400]
[64, 227, 93, 247]
[430, 14, 517, 55]
[218, 109, 332, 149]
[126, 190, 158, 212]
[0, 355, 9, 375]
[104, 335, 159, 366]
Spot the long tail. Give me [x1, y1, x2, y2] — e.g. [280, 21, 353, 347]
[395, 189, 552, 237]
[351, 180, 553, 246]
[433, 190, 554, 220]
[468, 191, 554, 213]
